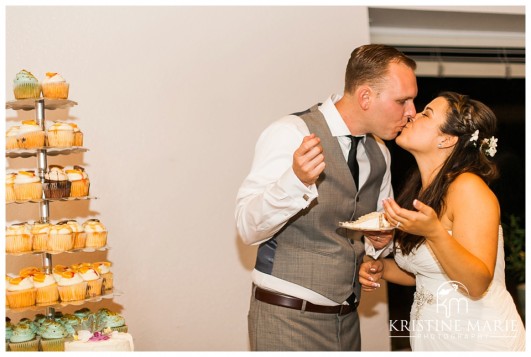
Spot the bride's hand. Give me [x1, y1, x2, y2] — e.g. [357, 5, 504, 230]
[359, 260, 383, 292]
[383, 198, 445, 240]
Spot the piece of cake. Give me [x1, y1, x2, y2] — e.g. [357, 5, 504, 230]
[339, 211, 393, 231]
[42, 72, 69, 99]
[13, 69, 41, 100]
[13, 170, 42, 201]
[65, 330, 134, 352]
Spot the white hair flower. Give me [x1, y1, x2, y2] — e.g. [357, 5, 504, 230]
[470, 130, 479, 145]
[483, 136, 498, 157]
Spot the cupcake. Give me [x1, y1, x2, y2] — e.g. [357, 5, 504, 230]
[63, 220, 86, 249]
[47, 223, 74, 252]
[46, 121, 74, 147]
[8, 321, 39, 351]
[31, 221, 50, 251]
[6, 126, 20, 150]
[52, 265, 69, 283]
[33, 273, 59, 305]
[42, 72, 69, 99]
[38, 319, 68, 351]
[16, 120, 46, 149]
[6, 276, 36, 309]
[69, 123, 83, 146]
[77, 266, 102, 298]
[5, 173, 16, 203]
[6, 318, 13, 351]
[18, 266, 42, 278]
[13, 170, 42, 201]
[13, 69, 41, 100]
[73, 308, 93, 330]
[43, 166, 71, 199]
[93, 261, 113, 291]
[5, 223, 32, 254]
[57, 314, 81, 337]
[96, 309, 127, 333]
[57, 271, 87, 302]
[65, 165, 90, 197]
[33, 314, 47, 329]
[83, 219, 107, 248]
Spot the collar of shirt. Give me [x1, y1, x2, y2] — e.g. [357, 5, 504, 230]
[318, 94, 366, 142]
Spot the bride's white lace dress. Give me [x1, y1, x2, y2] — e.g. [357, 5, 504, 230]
[394, 226, 525, 351]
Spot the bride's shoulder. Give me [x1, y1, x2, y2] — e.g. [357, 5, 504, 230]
[448, 172, 498, 203]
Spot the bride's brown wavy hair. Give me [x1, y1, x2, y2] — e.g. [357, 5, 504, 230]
[394, 91, 499, 255]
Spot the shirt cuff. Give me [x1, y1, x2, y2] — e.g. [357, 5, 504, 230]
[278, 166, 318, 207]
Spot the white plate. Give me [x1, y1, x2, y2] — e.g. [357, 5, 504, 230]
[339, 221, 396, 232]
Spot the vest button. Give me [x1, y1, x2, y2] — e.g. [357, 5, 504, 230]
[349, 239, 354, 244]
[356, 196, 360, 202]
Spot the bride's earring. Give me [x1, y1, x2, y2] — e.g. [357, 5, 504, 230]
[437, 143, 443, 148]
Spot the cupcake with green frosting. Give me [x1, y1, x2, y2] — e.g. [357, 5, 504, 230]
[13, 70, 41, 99]
[8, 321, 38, 351]
[57, 314, 81, 337]
[38, 319, 68, 351]
[6, 318, 13, 351]
[96, 308, 128, 333]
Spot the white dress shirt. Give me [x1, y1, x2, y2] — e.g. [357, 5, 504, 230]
[235, 94, 393, 305]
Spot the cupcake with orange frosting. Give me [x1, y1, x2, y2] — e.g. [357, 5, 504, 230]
[6, 173, 16, 203]
[93, 262, 113, 291]
[5, 223, 32, 254]
[77, 266, 103, 298]
[47, 223, 74, 252]
[52, 265, 69, 283]
[13, 170, 42, 201]
[31, 222, 50, 251]
[65, 165, 90, 197]
[6, 126, 20, 150]
[42, 72, 69, 99]
[13, 69, 41, 99]
[17, 120, 45, 149]
[46, 121, 74, 147]
[57, 271, 87, 302]
[6, 276, 36, 308]
[83, 219, 107, 249]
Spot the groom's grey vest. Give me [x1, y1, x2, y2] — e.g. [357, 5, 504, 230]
[255, 104, 386, 303]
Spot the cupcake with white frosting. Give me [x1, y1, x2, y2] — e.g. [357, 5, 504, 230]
[93, 261, 113, 291]
[77, 266, 102, 298]
[17, 120, 45, 149]
[42, 72, 69, 99]
[47, 121, 74, 147]
[32, 272, 59, 305]
[6, 126, 20, 150]
[83, 219, 107, 248]
[47, 223, 74, 252]
[13, 170, 42, 201]
[31, 221, 51, 251]
[69, 123, 83, 146]
[6, 276, 36, 309]
[57, 271, 87, 302]
[65, 220, 86, 249]
[5, 223, 32, 254]
[65, 165, 90, 197]
[6, 173, 16, 203]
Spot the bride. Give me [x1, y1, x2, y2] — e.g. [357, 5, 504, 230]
[359, 91, 525, 351]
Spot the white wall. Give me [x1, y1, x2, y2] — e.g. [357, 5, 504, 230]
[5, 6, 393, 351]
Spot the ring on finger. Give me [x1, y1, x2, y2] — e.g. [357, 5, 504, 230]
[396, 222, 401, 228]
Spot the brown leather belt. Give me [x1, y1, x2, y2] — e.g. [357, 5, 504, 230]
[254, 285, 357, 316]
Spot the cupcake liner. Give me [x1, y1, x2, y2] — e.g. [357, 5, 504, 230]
[74, 132, 83, 146]
[6, 184, 16, 203]
[47, 233, 74, 252]
[32, 232, 48, 251]
[42, 82, 69, 99]
[40, 337, 65, 351]
[6, 136, 18, 150]
[73, 232, 87, 249]
[6, 233, 33, 253]
[102, 272, 114, 291]
[43, 179, 71, 199]
[8, 338, 39, 351]
[17, 130, 45, 149]
[14, 181, 43, 201]
[47, 130, 74, 147]
[13, 82, 41, 99]
[85, 231, 107, 249]
[58, 282, 87, 302]
[36, 283, 59, 305]
[70, 179, 90, 197]
[6, 288, 37, 308]
[85, 277, 103, 298]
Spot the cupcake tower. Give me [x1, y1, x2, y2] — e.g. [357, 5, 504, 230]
[6, 77, 118, 342]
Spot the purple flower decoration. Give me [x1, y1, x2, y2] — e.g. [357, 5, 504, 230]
[89, 331, 111, 341]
